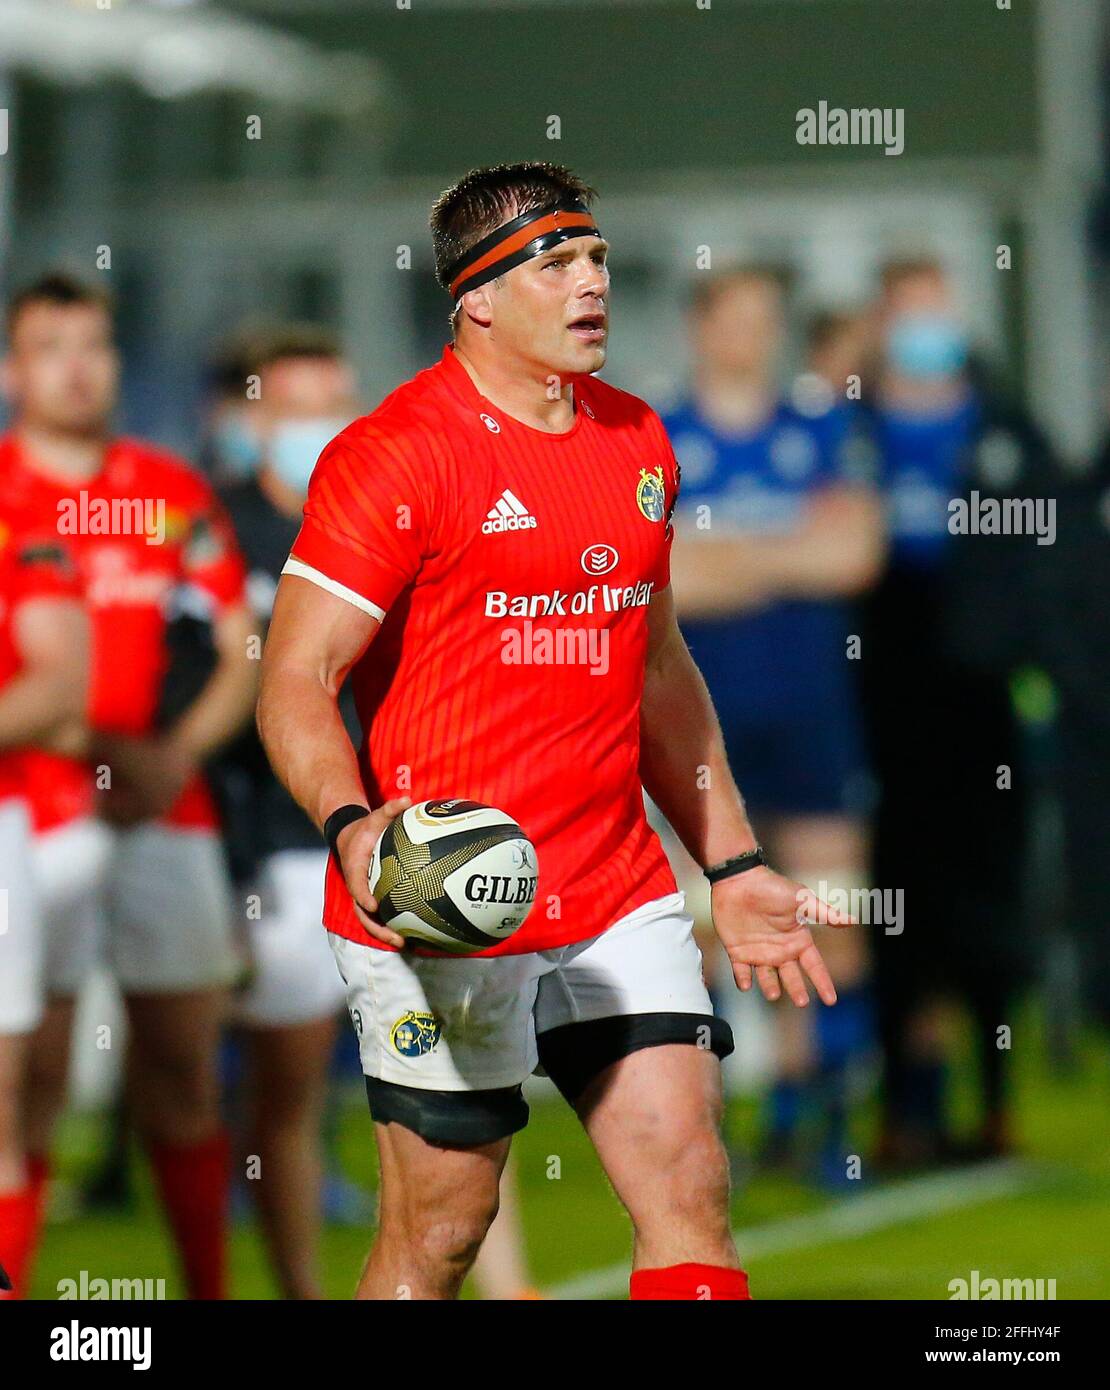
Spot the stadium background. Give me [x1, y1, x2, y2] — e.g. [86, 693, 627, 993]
[1, 0, 1108, 1300]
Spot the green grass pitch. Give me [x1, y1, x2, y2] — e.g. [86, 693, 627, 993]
[28, 1008, 1110, 1300]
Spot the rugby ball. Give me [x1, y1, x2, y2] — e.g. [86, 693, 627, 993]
[369, 799, 538, 954]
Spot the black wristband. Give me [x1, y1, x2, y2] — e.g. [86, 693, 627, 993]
[323, 804, 371, 869]
[704, 847, 768, 884]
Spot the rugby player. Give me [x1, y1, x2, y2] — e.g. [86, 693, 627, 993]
[0, 275, 257, 1299]
[259, 163, 852, 1301]
[0, 504, 87, 1298]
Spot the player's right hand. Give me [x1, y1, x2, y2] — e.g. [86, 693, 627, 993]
[336, 796, 412, 949]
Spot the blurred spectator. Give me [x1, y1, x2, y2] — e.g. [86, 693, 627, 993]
[1031, 403, 1110, 1037]
[210, 325, 359, 1298]
[793, 307, 877, 417]
[860, 255, 1052, 1168]
[661, 267, 884, 1182]
[199, 328, 269, 485]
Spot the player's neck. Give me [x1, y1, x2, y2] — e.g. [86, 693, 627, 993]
[694, 374, 777, 435]
[14, 422, 109, 483]
[452, 343, 576, 435]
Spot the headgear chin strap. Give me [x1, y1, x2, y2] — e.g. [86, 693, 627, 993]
[445, 198, 602, 303]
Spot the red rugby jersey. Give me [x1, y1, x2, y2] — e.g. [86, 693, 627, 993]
[0, 508, 83, 805]
[286, 345, 681, 954]
[0, 436, 246, 831]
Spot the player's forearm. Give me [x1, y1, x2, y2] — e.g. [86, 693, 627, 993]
[169, 605, 259, 761]
[0, 669, 84, 749]
[639, 626, 757, 868]
[257, 666, 367, 832]
[747, 495, 885, 599]
[670, 535, 769, 620]
[1, 599, 89, 751]
[745, 534, 872, 599]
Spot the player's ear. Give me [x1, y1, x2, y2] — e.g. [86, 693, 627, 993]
[459, 284, 494, 330]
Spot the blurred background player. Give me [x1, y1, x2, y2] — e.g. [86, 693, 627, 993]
[0, 503, 88, 1298]
[199, 328, 267, 487]
[0, 274, 258, 1298]
[211, 325, 359, 1299]
[797, 307, 876, 415]
[660, 267, 884, 1180]
[1032, 375, 1110, 1050]
[860, 256, 1049, 1167]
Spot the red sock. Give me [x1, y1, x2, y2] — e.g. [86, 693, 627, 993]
[0, 1185, 37, 1299]
[147, 1132, 230, 1300]
[630, 1263, 751, 1300]
[27, 1152, 50, 1217]
[20, 1153, 52, 1293]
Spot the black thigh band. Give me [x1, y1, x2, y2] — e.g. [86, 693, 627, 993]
[536, 1011, 735, 1107]
[364, 1075, 529, 1147]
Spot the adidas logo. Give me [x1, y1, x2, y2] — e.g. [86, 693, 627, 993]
[482, 489, 537, 534]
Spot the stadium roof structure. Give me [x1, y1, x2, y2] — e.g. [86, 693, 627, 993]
[0, 0, 385, 116]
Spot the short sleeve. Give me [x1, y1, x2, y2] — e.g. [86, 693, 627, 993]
[180, 486, 247, 612]
[285, 425, 430, 621]
[9, 531, 81, 606]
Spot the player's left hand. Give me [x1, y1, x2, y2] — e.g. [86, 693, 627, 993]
[710, 866, 854, 1007]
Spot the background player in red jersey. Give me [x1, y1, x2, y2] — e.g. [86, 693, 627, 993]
[0, 275, 258, 1299]
[0, 511, 88, 1298]
[259, 164, 852, 1301]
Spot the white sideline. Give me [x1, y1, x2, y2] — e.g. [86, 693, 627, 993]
[546, 1158, 1037, 1300]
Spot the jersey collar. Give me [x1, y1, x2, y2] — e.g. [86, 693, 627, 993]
[437, 344, 589, 442]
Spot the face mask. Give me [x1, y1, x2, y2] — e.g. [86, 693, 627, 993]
[887, 315, 968, 380]
[267, 418, 347, 496]
[211, 413, 262, 480]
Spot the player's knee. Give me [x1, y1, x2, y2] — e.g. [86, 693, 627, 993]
[672, 1127, 730, 1202]
[255, 1091, 316, 1132]
[136, 1047, 218, 1116]
[394, 1178, 500, 1275]
[415, 1208, 496, 1276]
[26, 1044, 68, 1101]
[253, 1068, 320, 1127]
[0, 1090, 18, 1144]
[635, 1125, 731, 1226]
